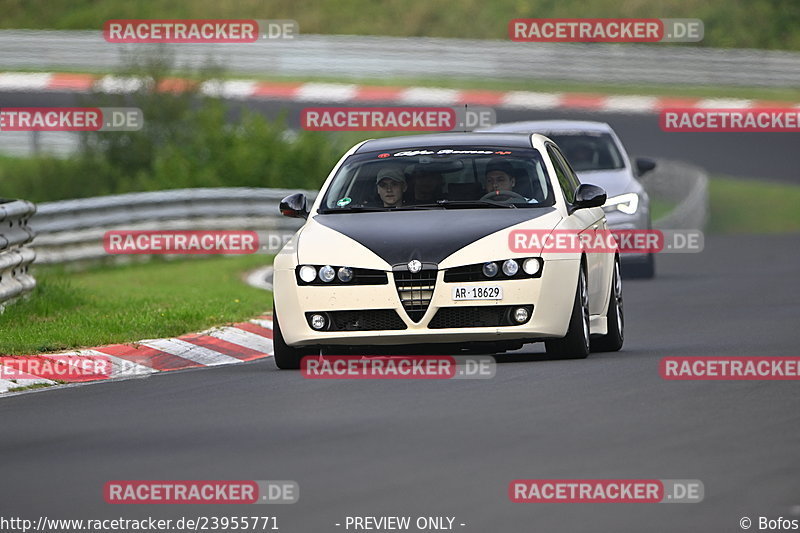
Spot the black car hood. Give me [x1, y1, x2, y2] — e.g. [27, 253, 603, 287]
[313, 208, 557, 266]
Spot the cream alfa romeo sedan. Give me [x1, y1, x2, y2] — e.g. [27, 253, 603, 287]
[272, 133, 623, 369]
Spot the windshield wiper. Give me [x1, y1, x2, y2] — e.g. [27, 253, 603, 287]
[317, 206, 389, 214]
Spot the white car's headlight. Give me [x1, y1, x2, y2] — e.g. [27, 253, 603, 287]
[502, 259, 519, 277]
[523, 258, 541, 276]
[296, 265, 388, 286]
[603, 193, 639, 215]
[337, 267, 354, 283]
[299, 265, 317, 283]
[318, 265, 336, 283]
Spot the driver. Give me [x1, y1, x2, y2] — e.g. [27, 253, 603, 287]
[484, 160, 517, 195]
[565, 141, 596, 169]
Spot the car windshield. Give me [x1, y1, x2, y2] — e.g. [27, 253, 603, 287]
[545, 132, 625, 172]
[319, 146, 555, 212]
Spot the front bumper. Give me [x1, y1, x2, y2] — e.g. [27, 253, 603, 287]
[274, 259, 580, 347]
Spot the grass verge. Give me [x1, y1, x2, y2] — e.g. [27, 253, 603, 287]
[7, 382, 57, 393]
[0, 255, 273, 355]
[709, 176, 800, 234]
[650, 198, 678, 222]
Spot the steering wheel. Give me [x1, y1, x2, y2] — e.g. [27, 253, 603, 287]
[480, 190, 527, 202]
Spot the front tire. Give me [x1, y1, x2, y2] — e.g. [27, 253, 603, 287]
[272, 305, 314, 370]
[591, 258, 624, 352]
[545, 265, 590, 359]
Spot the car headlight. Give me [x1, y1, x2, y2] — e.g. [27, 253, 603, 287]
[444, 258, 543, 282]
[502, 259, 519, 276]
[318, 265, 336, 283]
[296, 265, 389, 285]
[603, 193, 639, 215]
[299, 265, 317, 283]
[523, 258, 541, 276]
[337, 267, 354, 282]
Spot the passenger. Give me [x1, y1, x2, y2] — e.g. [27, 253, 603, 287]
[376, 168, 407, 208]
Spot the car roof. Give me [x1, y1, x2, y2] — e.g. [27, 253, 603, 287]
[486, 120, 614, 134]
[355, 132, 535, 153]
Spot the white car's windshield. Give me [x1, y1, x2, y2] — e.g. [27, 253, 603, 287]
[546, 132, 625, 172]
[319, 147, 555, 212]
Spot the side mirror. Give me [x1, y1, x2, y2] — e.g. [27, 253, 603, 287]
[573, 184, 607, 209]
[634, 157, 657, 176]
[279, 193, 309, 219]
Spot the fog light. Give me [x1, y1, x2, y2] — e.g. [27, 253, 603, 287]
[502, 259, 519, 276]
[482, 262, 498, 278]
[513, 307, 530, 324]
[310, 314, 327, 330]
[337, 267, 354, 282]
[319, 265, 335, 282]
[299, 265, 317, 283]
[523, 258, 541, 275]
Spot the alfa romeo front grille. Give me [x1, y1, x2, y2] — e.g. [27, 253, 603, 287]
[394, 268, 437, 322]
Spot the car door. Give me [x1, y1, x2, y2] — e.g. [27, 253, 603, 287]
[547, 144, 607, 315]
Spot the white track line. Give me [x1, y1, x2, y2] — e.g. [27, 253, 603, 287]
[249, 318, 274, 329]
[399, 87, 461, 105]
[603, 95, 660, 113]
[501, 91, 561, 110]
[200, 79, 258, 99]
[0, 72, 53, 90]
[206, 327, 274, 354]
[94, 75, 145, 94]
[140, 338, 243, 366]
[295, 83, 358, 102]
[695, 98, 753, 109]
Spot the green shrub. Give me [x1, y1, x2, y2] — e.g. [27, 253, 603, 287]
[1, 56, 357, 202]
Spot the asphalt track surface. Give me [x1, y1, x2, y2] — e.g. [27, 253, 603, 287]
[1, 90, 799, 183]
[2, 233, 799, 532]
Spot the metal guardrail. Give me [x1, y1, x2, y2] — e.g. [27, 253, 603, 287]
[641, 160, 709, 230]
[0, 199, 37, 310]
[1, 30, 799, 88]
[30, 188, 316, 264]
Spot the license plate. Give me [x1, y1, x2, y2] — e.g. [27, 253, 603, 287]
[452, 286, 503, 300]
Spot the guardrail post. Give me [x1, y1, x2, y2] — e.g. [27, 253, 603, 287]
[0, 199, 38, 311]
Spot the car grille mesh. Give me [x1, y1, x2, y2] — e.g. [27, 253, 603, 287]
[428, 305, 532, 329]
[327, 310, 407, 331]
[394, 269, 437, 322]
